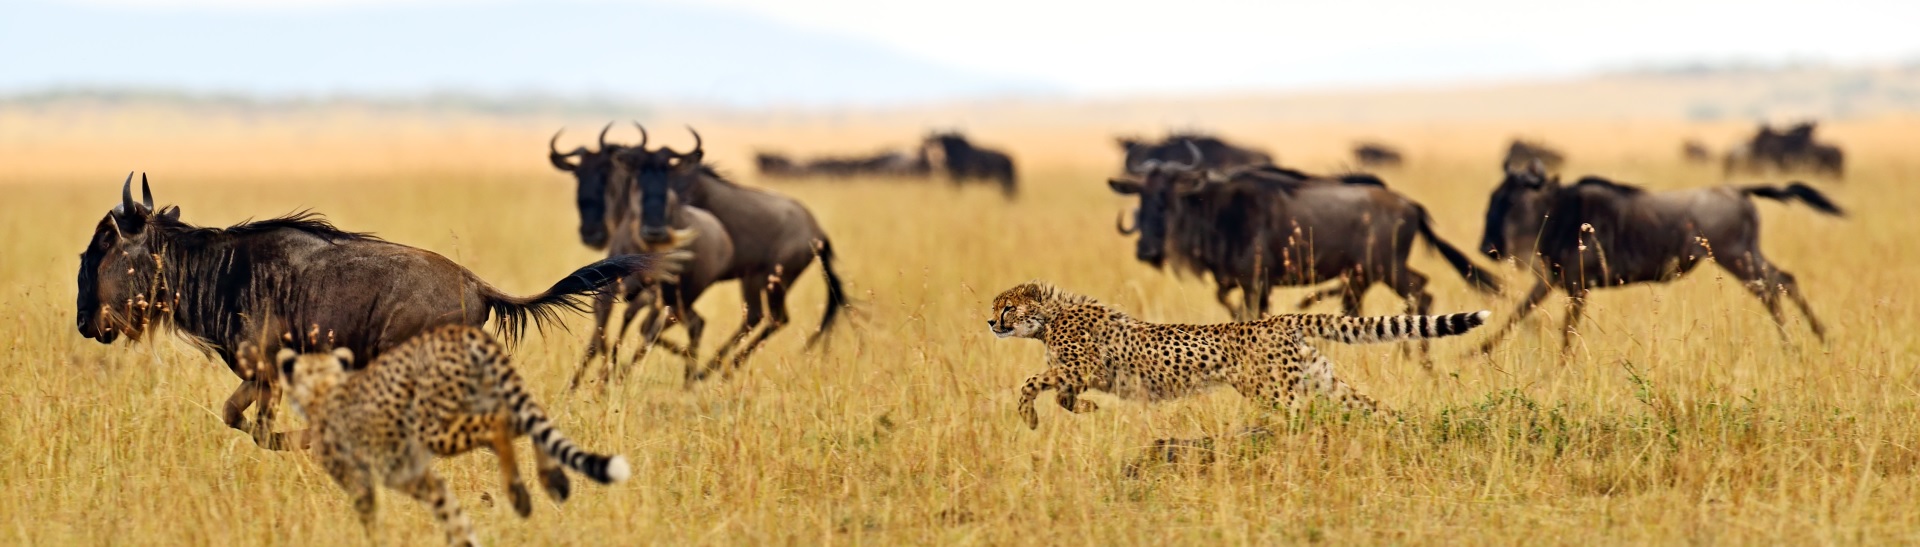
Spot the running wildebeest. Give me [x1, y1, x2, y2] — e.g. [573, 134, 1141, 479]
[625, 127, 853, 383]
[1503, 139, 1565, 171]
[1475, 160, 1843, 355]
[76, 174, 668, 449]
[1118, 132, 1273, 174]
[1108, 144, 1500, 362]
[1682, 140, 1713, 163]
[924, 131, 1017, 197]
[550, 122, 637, 249]
[756, 152, 804, 178]
[569, 141, 738, 389]
[757, 148, 930, 179]
[1724, 122, 1845, 178]
[1353, 142, 1405, 168]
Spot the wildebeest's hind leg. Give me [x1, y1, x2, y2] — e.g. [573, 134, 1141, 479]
[567, 291, 618, 391]
[1474, 281, 1555, 355]
[1716, 252, 1826, 343]
[1560, 292, 1588, 359]
[1387, 270, 1437, 368]
[605, 295, 654, 378]
[677, 306, 708, 383]
[613, 305, 667, 386]
[1214, 281, 1242, 319]
[1236, 276, 1271, 321]
[226, 379, 297, 450]
[696, 280, 767, 385]
[724, 276, 793, 376]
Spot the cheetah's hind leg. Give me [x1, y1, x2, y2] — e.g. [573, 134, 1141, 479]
[488, 416, 533, 518]
[531, 441, 572, 503]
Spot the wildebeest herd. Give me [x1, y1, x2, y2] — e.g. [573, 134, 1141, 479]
[73, 119, 1847, 545]
[755, 129, 1017, 197]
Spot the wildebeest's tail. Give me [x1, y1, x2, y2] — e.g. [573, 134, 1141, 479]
[1741, 182, 1845, 216]
[1284, 311, 1491, 344]
[806, 238, 853, 350]
[484, 254, 666, 347]
[1411, 203, 1502, 294]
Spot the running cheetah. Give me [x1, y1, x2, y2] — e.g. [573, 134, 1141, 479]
[986, 281, 1488, 428]
[276, 325, 631, 546]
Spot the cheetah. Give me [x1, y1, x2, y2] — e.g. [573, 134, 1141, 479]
[276, 325, 631, 546]
[986, 281, 1489, 428]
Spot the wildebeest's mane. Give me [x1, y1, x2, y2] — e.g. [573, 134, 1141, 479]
[697, 163, 736, 185]
[1166, 180, 1268, 281]
[158, 210, 379, 244]
[1335, 173, 1387, 187]
[1570, 176, 1645, 195]
[1247, 165, 1314, 180]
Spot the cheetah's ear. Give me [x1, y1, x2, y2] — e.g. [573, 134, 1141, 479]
[331, 347, 355, 368]
[275, 348, 299, 377]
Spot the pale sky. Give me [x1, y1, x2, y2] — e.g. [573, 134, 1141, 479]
[38, 0, 1920, 100]
[662, 0, 1920, 94]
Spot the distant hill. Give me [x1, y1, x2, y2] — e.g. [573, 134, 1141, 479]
[0, 0, 1057, 107]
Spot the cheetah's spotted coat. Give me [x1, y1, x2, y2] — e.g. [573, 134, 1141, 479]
[277, 325, 631, 546]
[987, 281, 1488, 428]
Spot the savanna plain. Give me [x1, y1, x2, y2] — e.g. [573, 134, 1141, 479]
[3, 104, 1919, 545]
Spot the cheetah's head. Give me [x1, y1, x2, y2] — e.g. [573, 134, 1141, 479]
[277, 347, 354, 419]
[987, 283, 1051, 339]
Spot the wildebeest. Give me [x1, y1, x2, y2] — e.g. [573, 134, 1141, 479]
[1108, 145, 1500, 361]
[755, 152, 804, 178]
[924, 131, 1017, 197]
[1503, 139, 1565, 171]
[623, 127, 854, 382]
[1118, 132, 1273, 174]
[1353, 141, 1404, 168]
[1682, 139, 1713, 163]
[1724, 122, 1844, 178]
[571, 143, 737, 389]
[549, 122, 636, 249]
[76, 174, 666, 449]
[759, 147, 933, 179]
[1475, 161, 1842, 355]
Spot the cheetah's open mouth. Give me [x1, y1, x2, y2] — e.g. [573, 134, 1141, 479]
[990, 325, 1014, 338]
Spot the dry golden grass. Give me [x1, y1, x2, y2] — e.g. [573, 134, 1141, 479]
[3, 101, 1919, 545]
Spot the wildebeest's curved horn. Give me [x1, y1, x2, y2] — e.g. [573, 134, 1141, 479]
[633, 121, 649, 149]
[686, 126, 703, 155]
[549, 128, 565, 156]
[140, 173, 153, 209]
[119, 171, 135, 213]
[1116, 209, 1137, 235]
[597, 122, 613, 150]
[1177, 140, 1204, 170]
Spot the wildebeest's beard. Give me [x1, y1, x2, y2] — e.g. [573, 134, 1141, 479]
[571, 158, 614, 248]
[630, 128, 705, 246]
[550, 125, 621, 249]
[631, 152, 678, 244]
[77, 173, 179, 344]
[1109, 172, 1187, 268]
[1108, 141, 1202, 269]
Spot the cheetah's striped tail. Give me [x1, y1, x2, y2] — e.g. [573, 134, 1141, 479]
[505, 390, 631, 484]
[1294, 311, 1490, 344]
[490, 368, 632, 485]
